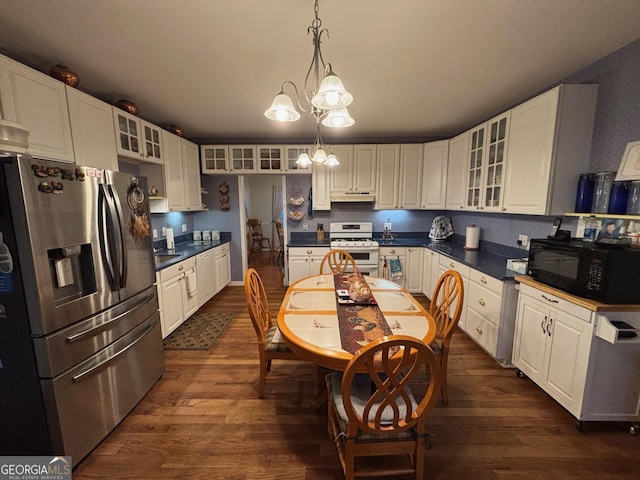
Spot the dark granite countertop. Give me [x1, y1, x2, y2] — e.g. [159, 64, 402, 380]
[154, 238, 231, 271]
[288, 232, 526, 280]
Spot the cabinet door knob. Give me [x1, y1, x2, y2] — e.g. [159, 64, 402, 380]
[476, 326, 483, 334]
[481, 276, 487, 284]
[450, 262, 455, 268]
[307, 249, 312, 254]
[478, 298, 485, 306]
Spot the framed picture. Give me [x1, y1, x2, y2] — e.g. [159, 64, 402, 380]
[615, 141, 640, 181]
[596, 218, 624, 240]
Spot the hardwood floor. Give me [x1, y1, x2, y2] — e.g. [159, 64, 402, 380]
[73, 251, 639, 479]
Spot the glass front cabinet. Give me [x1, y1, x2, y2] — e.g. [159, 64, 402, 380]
[464, 112, 510, 212]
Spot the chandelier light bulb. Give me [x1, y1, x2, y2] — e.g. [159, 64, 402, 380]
[322, 107, 355, 128]
[312, 148, 327, 164]
[324, 91, 340, 107]
[325, 153, 340, 166]
[296, 152, 312, 166]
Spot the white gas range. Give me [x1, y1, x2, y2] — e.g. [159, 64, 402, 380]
[329, 222, 380, 276]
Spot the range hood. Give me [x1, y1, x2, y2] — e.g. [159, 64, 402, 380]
[330, 192, 375, 203]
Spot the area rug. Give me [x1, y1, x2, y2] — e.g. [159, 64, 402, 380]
[163, 312, 235, 350]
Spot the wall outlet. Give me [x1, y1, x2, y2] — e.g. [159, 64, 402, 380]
[303, 223, 308, 231]
[161, 226, 167, 237]
[182, 224, 187, 232]
[153, 228, 158, 239]
[518, 234, 529, 248]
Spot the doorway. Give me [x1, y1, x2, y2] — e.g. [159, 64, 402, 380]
[240, 175, 287, 282]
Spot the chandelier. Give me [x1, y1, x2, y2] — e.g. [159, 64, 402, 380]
[264, 0, 354, 166]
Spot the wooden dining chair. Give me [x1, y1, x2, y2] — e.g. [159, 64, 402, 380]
[244, 268, 302, 398]
[247, 219, 272, 252]
[325, 335, 442, 480]
[274, 221, 285, 266]
[319, 249, 357, 274]
[429, 269, 464, 404]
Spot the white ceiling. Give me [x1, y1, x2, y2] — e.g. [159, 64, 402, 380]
[1, 0, 639, 144]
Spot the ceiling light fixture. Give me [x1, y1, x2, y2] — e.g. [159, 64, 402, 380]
[264, 0, 353, 166]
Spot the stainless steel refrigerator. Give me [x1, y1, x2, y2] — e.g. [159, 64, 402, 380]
[0, 155, 164, 466]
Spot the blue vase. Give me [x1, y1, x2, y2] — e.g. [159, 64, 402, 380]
[574, 173, 594, 213]
[608, 181, 629, 215]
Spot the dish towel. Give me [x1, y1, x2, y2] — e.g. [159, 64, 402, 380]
[388, 258, 403, 280]
[186, 271, 198, 298]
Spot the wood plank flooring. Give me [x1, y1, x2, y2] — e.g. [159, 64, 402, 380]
[73, 251, 639, 479]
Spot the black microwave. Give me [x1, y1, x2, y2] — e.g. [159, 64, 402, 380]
[527, 238, 640, 304]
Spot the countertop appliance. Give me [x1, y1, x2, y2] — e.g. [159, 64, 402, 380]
[329, 222, 379, 276]
[0, 155, 164, 466]
[527, 237, 640, 303]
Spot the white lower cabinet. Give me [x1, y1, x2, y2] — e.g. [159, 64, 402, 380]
[513, 283, 594, 418]
[437, 255, 470, 332]
[421, 248, 440, 298]
[379, 246, 406, 288]
[214, 243, 231, 294]
[465, 269, 518, 366]
[196, 249, 216, 308]
[405, 247, 423, 293]
[157, 257, 198, 339]
[513, 281, 640, 423]
[288, 247, 329, 284]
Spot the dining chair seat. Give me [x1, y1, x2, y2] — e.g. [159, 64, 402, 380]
[326, 373, 418, 442]
[264, 325, 292, 353]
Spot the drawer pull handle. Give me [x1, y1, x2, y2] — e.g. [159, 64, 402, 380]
[481, 277, 487, 284]
[476, 326, 483, 334]
[541, 294, 559, 304]
[450, 262, 455, 268]
[307, 249, 312, 254]
[179, 265, 184, 271]
[389, 249, 396, 254]
[541, 315, 547, 334]
[478, 298, 485, 306]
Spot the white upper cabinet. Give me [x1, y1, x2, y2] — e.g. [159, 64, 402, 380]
[445, 131, 469, 210]
[66, 86, 117, 170]
[421, 140, 449, 210]
[182, 139, 203, 210]
[229, 145, 257, 173]
[201, 145, 229, 173]
[284, 145, 312, 173]
[257, 145, 284, 173]
[330, 144, 376, 194]
[502, 84, 598, 215]
[398, 143, 424, 209]
[463, 111, 510, 212]
[151, 131, 202, 213]
[113, 107, 143, 161]
[312, 162, 331, 210]
[374, 144, 401, 210]
[0, 54, 75, 162]
[140, 120, 163, 164]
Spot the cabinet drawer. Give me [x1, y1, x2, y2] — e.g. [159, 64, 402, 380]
[438, 256, 471, 278]
[467, 282, 502, 327]
[469, 269, 502, 295]
[519, 283, 592, 323]
[289, 247, 329, 257]
[379, 246, 406, 256]
[159, 257, 196, 282]
[214, 242, 230, 255]
[466, 308, 499, 357]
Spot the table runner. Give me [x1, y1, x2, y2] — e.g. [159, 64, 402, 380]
[333, 274, 393, 354]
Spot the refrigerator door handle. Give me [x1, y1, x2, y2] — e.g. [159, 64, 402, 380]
[98, 184, 118, 291]
[72, 317, 158, 382]
[65, 292, 156, 343]
[108, 184, 128, 289]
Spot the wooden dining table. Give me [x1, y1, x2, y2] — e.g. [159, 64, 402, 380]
[277, 273, 437, 382]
